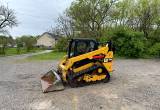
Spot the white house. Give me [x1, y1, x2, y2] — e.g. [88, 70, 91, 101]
[36, 32, 59, 48]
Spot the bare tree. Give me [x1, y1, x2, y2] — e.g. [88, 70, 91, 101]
[0, 5, 18, 33]
[49, 14, 75, 39]
[49, 26, 62, 37]
[57, 14, 75, 38]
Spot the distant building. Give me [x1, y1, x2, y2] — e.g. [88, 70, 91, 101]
[36, 32, 59, 48]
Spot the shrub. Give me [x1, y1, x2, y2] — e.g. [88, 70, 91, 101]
[99, 36, 109, 43]
[148, 43, 160, 57]
[99, 28, 114, 42]
[16, 36, 37, 52]
[0, 36, 8, 55]
[148, 29, 160, 44]
[55, 37, 69, 52]
[111, 28, 145, 58]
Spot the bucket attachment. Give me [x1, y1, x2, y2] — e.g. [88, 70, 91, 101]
[41, 69, 64, 93]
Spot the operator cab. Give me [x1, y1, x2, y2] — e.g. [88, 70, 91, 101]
[68, 38, 98, 58]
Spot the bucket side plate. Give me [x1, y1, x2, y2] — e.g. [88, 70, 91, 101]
[41, 70, 64, 93]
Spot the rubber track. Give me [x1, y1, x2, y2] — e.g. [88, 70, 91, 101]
[71, 65, 100, 79]
[69, 65, 109, 87]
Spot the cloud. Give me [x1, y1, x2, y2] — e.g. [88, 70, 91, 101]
[1, 0, 73, 37]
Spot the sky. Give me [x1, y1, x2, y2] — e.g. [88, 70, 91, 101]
[1, 0, 73, 37]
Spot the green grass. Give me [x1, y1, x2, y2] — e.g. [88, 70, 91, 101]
[0, 48, 43, 56]
[27, 51, 66, 61]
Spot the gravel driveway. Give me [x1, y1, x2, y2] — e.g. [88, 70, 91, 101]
[0, 54, 160, 110]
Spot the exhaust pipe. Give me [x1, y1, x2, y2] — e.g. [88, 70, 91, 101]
[41, 69, 64, 93]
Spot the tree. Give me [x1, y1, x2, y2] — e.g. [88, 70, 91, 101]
[0, 35, 15, 55]
[23, 36, 37, 52]
[0, 4, 18, 33]
[15, 37, 23, 54]
[50, 13, 75, 39]
[53, 0, 160, 40]
[55, 37, 69, 52]
[135, 0, 160, 38]
[16, 36, 37, 52]
[114, 0, 160, 38]
[49, 26, 62, 37]
[7, 36, 15, 46]
[67, 0, 117, 39]
[0, 35, 8, 54]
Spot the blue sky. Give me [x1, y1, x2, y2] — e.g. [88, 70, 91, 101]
[1, 0, 73, 37]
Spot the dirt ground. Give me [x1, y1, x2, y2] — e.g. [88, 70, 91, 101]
[0, 54, 160, 110]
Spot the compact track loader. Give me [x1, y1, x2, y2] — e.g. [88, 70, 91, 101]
[41, 38, 114, 93]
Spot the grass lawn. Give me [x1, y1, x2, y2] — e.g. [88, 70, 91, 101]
[0, 48, 43, 56]
[27, 51, 66, 61]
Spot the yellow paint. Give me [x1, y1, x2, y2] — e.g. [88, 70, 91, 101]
[58, 44, 113, 82]
[103, 62, 112, 72]
[73, 63, 94, 73]
[83, 74, 106, 82]
[65, 46, 109, 70]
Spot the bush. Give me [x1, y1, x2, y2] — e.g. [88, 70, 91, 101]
[148, 43, 160, 57]
[110, 28, 145, 58]
[55, 28, 160, 58]
[99, 35, 111, 43]
[0, 36, 8, 55]
[55, 37, 69, 52]
[148, 29, 160, 44]
[15, 36, 37, 52]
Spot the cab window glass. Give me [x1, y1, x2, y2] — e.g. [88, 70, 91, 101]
[86, 41, 95, 52]
[77, 41, 87, 55]
[70, 41, 75, 57]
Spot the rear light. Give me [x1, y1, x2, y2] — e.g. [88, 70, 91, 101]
[92, 55, 105, 59]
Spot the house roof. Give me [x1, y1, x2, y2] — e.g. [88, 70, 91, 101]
[38, 32, 60, 40]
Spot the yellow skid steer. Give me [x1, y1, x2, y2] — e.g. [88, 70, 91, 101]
[41, 38, 114, 93]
